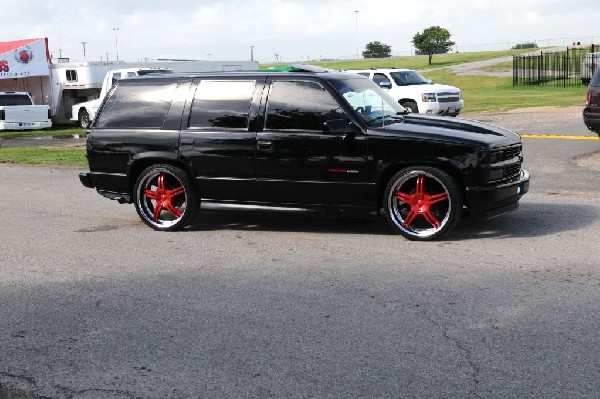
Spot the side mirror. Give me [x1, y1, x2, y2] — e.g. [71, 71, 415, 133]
[379, 81, 392, 90]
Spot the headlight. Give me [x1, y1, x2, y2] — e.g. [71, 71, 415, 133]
[421, 93, 437, 102]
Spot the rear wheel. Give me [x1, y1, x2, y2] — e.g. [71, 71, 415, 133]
[133, 164, 199, 231]
[78, 109, 90, 129]
[383, 167, 462, 240]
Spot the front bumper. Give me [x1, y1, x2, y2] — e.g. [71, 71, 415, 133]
[465, 169, 530, 218]
[79, 172, 94, 188]
[420, 100, 464, 116]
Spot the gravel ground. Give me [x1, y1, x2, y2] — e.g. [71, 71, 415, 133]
[462, 105, 584, 131]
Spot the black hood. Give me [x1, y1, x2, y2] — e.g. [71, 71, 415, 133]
[368, 114, 522, 149]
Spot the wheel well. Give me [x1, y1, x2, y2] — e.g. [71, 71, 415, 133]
[377, 163, 464, 208]
[128, 159, 194, 197]
[399, 99, 417, 105]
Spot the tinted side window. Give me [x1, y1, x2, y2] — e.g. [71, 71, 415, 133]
[372, 73, 392, 86]
[189, 80, 255, 129]
[95, 80, 178, 129]
[591, 70, 600, 87]
[265, 81, 345, 131]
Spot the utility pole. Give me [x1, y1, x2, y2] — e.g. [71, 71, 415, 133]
[81, 42, 87, 59]
[113, 28, 120, 61]
[355, 10, 359, 59]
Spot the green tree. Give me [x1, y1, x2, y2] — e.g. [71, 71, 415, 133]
[512, 42, 538, 50]
[363, 41, 392, 58]
[412, 26, 455, 65]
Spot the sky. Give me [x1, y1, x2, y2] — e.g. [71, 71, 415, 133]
[4, 0, 600, 64]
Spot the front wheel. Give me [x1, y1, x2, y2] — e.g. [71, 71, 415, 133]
[383, 167, 462, 240]
[78, 109, 90, 129]
[133, 164, 199, 231]
[401, 101, 418, 114]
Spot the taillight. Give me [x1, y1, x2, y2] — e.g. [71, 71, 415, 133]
[586, 89, 591, 106]
[0, 109, 4, 120]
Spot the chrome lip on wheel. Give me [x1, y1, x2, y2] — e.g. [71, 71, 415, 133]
[387, 171, 451, 238]
[137, 171, 187, 229]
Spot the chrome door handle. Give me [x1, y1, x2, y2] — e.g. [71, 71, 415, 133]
[257, 140, 273, 150]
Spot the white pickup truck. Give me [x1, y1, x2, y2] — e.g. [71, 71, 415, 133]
[71, 67, 172, 128]
[351, 68, 464, 116]
[0, 92, 52, 131]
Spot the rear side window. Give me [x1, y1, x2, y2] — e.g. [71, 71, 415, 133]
[591, 69, 600, 87]
[95, 80, 178, 129]
[188, 80, 255, 129]
[372, 73, 392, 86]
[0, 94, 32, 106]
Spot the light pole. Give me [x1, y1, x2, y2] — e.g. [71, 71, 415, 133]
[113, 28, 120, 61]
[250, 45, 255, 62]
[81, 41, 87, 59]
[355, 10, 359, 59]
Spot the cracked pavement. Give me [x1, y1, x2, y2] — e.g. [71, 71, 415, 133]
[1, 113, 599, 398]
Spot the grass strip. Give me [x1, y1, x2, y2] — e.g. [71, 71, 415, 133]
[0, 146, 87, 166]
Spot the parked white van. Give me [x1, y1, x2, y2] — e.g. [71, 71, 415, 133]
[350, 68, 464, 116]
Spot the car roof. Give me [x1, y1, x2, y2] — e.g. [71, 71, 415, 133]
[121, 66, 369, 82]
[349, 68, 413, 73]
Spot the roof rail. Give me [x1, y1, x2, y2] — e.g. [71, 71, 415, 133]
[266, 64, 332, 73]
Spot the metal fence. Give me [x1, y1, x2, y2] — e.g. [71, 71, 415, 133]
[513, 45, 597, 86]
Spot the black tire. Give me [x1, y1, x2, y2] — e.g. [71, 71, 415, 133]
[383, 167, 462, 241]
[401, 101, 418, 114]
[78, 109, 90, 129]
[133, 164, 199, 231]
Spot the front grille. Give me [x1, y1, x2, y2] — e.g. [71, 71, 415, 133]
[502, 146, 521, 160]
[504, 164, 521, 181]
[438, 96, 460, 103]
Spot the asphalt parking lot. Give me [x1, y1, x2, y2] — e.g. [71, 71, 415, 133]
[0, 109, 599, 398]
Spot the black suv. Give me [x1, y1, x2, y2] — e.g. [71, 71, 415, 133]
[80, 66, 529, 240]
[583, 68, 600, 137]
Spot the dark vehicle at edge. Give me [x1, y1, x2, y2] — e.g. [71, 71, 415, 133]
[79, 67, 529, 240]
[583, 68, 600, 137]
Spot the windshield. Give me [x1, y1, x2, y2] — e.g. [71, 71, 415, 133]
[389, 70, 430, 86]
[331, 77, 405, 126]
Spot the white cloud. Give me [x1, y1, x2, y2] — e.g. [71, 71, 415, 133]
[3, 0, 600, 63]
